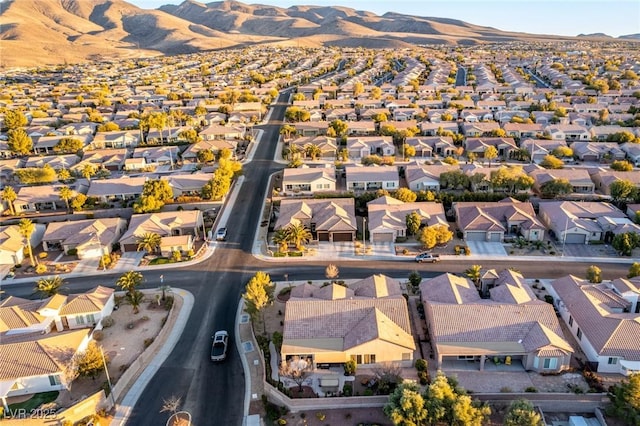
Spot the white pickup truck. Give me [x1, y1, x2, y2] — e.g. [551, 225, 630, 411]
[415, 253, 441, 263]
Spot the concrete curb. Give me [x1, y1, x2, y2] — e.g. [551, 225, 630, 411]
[110, 289, 194, 426]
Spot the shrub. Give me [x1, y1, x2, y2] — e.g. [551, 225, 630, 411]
[102, 316, 114, 328]
[544, 295, 554, 304]
[67, 248, 78, 256]
[418, 370, 429, 385]
[363, 389, 374, 396]
[525, 386, 538, 392]
[272, 331, 283, 351]
[415, 358, 428, 371]
[38, 252, 48, 259]
[35, 263, 48, 274]
[164, 295, 174, 310]
[277, 419, 287, 425]
[141, 315, 150, 321]
[464, 246, 471, 256]
[344, 359, 357, 376]
[402, 248, 409, 255]
[500, 386, 513, 393]
[342, 383, 352, 396]
[316, 412, 326, 421]
[143, 337, 155, 348]
[93, 330, 104, 341]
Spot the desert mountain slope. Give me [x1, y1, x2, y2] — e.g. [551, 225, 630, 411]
[1, 0, 636, 68]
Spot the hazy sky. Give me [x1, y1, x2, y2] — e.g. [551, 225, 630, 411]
[130, 0, 640, 38]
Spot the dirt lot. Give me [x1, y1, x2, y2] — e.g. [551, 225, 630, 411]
[54, 289, 172, 407]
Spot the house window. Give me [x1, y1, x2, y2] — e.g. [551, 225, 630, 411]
[86, 314, 95, 324]
[48, 375, 61, 386]
[351, 355, 362, 364]
[576, 328, 582, 340]
[568, 315, 573, 326]
[543, 358, 557, 369]
[608, 357, 618, 365]
[402, 353, 412, 361]
[363, 354, 376, 364]
[76, 315, 85, 325]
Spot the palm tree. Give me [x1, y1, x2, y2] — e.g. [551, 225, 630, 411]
[1, 186, 17, 216]
[126, 290, 145, 314]
[117, 271, 144, 295]
[272, 229, 290, 253]
[58, 186, 73, 212]
[464, 264, 483, 289]
[35, 276, 64, 298]
[158, 285, 172, 302]
[136, 232, 162, 254]
[285, 223, 312, 251]
[81, 163, 96, 181]
[18, 218, 37, 266]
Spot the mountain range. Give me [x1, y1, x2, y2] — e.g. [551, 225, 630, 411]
[1, 0, 638, 68]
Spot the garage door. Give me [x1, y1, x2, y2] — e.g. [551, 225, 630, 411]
[372, 232, 394, 243]
[318, 232, 329, 242]
[489, 233, 502, 242]
[465, 231, 486, 241]
[123, 243, 138, 253]
[565, 233, 586, 244]
[332, 232, 353, 242]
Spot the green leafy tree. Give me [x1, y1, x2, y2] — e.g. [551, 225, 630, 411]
[136, 232, 162, 254]
[7, 128, 33, 155]
[440, 170, 470, 190]
[394, 188, 417, 203]
[196, 149, 215, 164]
[540, 155, 564, 169]
[424, 373, 490, 426]
[383, 382, 427, 426]
[540, 178, 573, 198]
[70, 193, 87, 212]
[484, 145, 498, 167]
[133, 195, 163, 213]
[1, 186, 17, 215]
[417, 224, 453, 250]
[305, 144, 322, 160]
[15, 166, 57, 184]
[586, 265, 602, 283]
[58, 186, 73, 212]
[607, 373, 640, 426]
[53, 137, 83, 154]
[551, 146, 573, 158]
[408, 271, 422, 293]
[35, 275, 64, 298]
[610, 179, 636, 201]
[628, 262, 640, 279]
[504, 399, 543, 426]
[242, 271, 275, 333]
[405, 211, 422, 236]
[3, 109, 28, 130]
[142, 179, 173, 202]
[612, 232, 640, 256]
[610, 160, 634, 172]
[179, 128, 200, 144]
[19, 218, 37, 266]
[329, 119, 348, 138]
[75, 341, 106, 379]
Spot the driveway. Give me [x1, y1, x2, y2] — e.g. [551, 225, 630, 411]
[466, 241, 508, 256]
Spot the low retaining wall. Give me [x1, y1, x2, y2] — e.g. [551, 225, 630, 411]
[264, 383, 387, 413]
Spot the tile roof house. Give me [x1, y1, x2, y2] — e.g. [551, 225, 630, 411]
[421, 270, 572, 373]
[275, 198, 356, 242]
[15, 185, 80, 213]
[621, 142, 640, 166]
[0, 224, 44, 266]
[181, 139, 236, 162]
[89, 131, 140, 149]
[72, 148, 128, 172]
[548, 275, 640, 375]
[86, 176, 147, 203]
[464, 137, 518, 161]
[345, 165, 399, 192]
[405, 162, 458, 192]
[289, 136, 339, 160]
[0, 295, 64, 336]
[281, 167, 336, 196]
[346, 136, 395, 159]
[590, 170, 640, 196]
[520, 139, 568, 164]
[42, 218, 127, 259]
[162, 173, 213, 198]
[366, 195, 448, 243]
[570, 142, 626, 162]
[544, 124, 590, 142]
[281, 275, 416, 368]
[0, 329, 91, 405]
[454, 198, 546, 242]
[119, 211, 204, 252]
[529, 168, 595, 195]
[538, 201, 635, 244]
[58, 286, 115, 330]
[405, 136, 457, 159]
[24, 154, 79, 170]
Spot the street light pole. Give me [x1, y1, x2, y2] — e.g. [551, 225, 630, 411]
[100, 346, 116, 408]
[362, 217, 366, 255]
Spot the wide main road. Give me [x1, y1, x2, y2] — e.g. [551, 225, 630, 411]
[1, 92, 633, 425]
